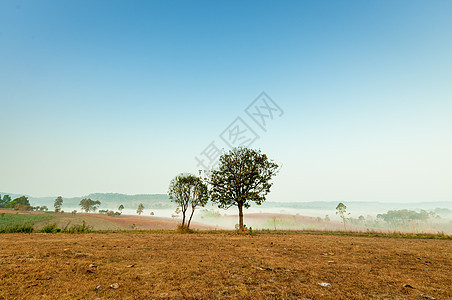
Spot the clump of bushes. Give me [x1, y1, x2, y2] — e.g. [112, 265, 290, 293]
[64, 221, 92, 233]
[41, 223, 61, 233]
[41, 221, 92, 233]
[0, 223, 34, 233]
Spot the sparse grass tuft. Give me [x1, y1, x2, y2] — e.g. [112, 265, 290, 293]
[176, 224, 194, 233]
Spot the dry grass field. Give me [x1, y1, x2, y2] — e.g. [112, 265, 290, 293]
[0, 209, 215, 231]
[0, 232, 450, 299]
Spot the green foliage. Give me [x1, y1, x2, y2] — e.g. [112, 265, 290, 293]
[377, 209, 431, 227]
[5, 196, 31, 209]
[209, 147, 279, 230]
[118, 204, 124, 212]
[137, 203, 144, 215]
[336, 202, 350, 230]
[106, 210, 121, 216]
[41, 221, 91, 233]
[0, 213, 54, 227]
[0, 223, 34, 233]
[79, 198, 101, 213]
[54, 196, 63, 212]
[168, 173, 209, 228]
[41, 223, 61, 233]
[64, 221, 91, 233]
[0, 194, 12, 207]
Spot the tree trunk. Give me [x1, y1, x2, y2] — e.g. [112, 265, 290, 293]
[187, 207, 195, 229]
[238, 203, 244, 231]
[181, 212, 186, 227]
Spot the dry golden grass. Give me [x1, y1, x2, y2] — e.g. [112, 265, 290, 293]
[0, 232, 450, 299]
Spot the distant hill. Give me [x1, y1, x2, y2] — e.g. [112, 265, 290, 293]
[261, 201, 452, 211]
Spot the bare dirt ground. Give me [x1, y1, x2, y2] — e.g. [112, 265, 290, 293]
[0, 233, 450, 299]
[92, 214, 216, 230]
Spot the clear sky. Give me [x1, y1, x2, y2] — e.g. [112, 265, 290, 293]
[1, 0, 451, 202]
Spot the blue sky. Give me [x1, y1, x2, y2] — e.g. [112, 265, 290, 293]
[1, 0, 451, 202]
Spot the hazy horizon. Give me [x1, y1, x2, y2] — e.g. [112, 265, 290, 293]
[1, 1, 451, 203]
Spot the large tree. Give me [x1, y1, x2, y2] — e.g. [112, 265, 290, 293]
[168, 174, 209, 229]
[79, 198, 101, 213]
[209, 147, 279, 231]
[54, 196, 63, 212]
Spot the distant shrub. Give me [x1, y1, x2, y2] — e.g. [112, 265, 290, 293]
[64, 220, 91, 233]
[41, 223, 61, 233]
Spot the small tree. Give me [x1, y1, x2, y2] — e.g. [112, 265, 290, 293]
[209, 147, 279, 231]
[358, 215, 365, 224]
[79, 198, 101, 213]
[0, 195, 11, 205]
[54, 196, 63, 213]
[336, 202, 350, 230]
[1, 195, 12, 207]
[40, 205, 48, 211]
[168, 174, 209, 229]
[118, 204, 124, 212]
[137, 203, 144, 215]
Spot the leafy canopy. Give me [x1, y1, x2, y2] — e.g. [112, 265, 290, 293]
[168, 173, 209, 228]
[54, 196, 63, 211]
[79, 198, 101, 213]
[209, 147, 279, 209]
[137, 203, 144, 215]
[5, 196, 30, 208]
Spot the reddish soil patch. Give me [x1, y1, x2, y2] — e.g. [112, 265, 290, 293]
[91, 213, 217, 230]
